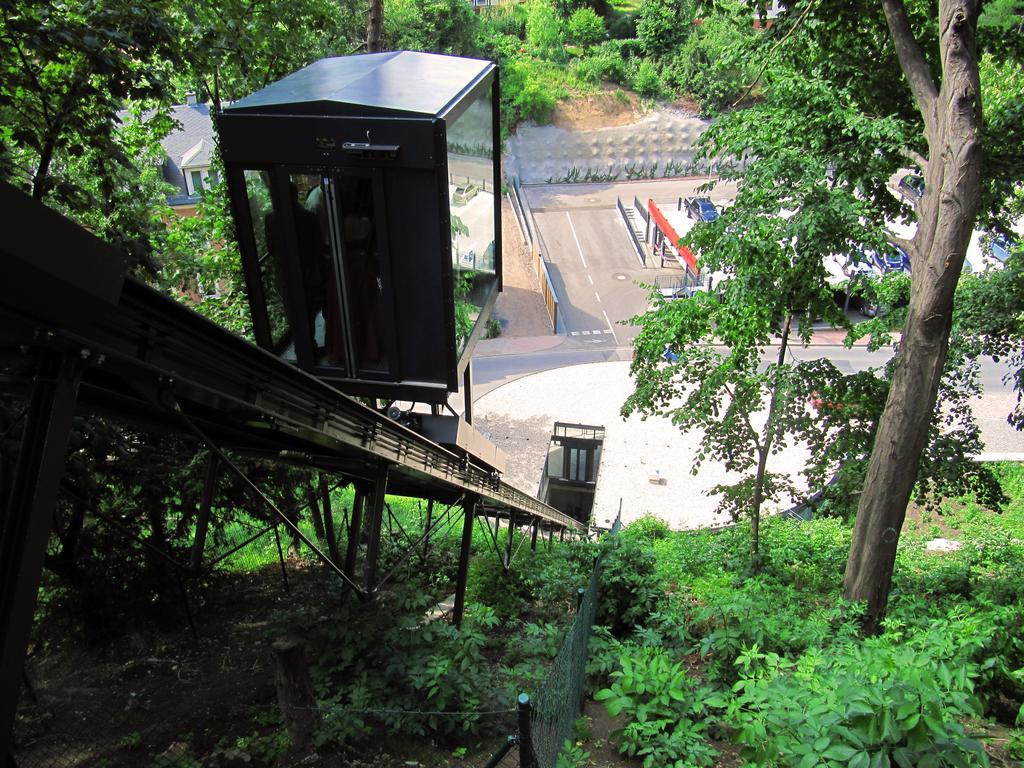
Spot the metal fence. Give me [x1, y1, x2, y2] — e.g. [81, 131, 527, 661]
[516, 512, 621, 768]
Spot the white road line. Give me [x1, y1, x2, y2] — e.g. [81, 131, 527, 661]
[570, 331, 579, 336]
[566, 211, 588, 269]
[581, 330, 591, 335]
[587, 274, 594, 285]
[594, 291, 602, 303]
[602, 310, 620, 345]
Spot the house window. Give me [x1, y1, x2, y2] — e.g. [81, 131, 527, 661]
[208, 170, 220, 187]
[190, 170, 204, 194]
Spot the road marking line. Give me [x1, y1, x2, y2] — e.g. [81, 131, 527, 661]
[594, 291, 602, 303]
[602, 310, 620, 345]
[566, 212, 588, 269]
[603, 329, 613, 334]
[581, 330, 591, 335]
[587, 274, 594, 285]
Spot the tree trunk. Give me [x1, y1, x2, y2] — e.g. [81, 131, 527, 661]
[750, 313, 792, 559]
[844, 0, 982, 633]
[271, 636, 320, 752]
[367, 0, 383, 53]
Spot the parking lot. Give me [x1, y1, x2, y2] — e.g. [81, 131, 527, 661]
[523, 178, 738, 347]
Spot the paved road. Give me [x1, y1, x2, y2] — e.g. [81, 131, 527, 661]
[472, 177, 1021, 456]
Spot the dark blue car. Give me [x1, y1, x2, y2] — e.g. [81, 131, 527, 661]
[684, 196, 719, 222]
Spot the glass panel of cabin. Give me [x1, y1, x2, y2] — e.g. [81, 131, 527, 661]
[447, 88, 497, 355]
[333, 173, 390, 375]
[286, 172, 336, 368]
[242, 169, 296, 360]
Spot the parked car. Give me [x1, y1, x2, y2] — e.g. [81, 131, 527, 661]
[898, 174, 925, 205]
[452, 183, 478, 206]
[989, 234, 1015, 265]
[684, 196, 719, 222]
[875, 245, 910, 273]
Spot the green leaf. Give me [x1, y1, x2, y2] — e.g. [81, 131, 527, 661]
[823, 745, 857, 761]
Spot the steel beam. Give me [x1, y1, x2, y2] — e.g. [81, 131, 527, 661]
[344, 485, 365, 593]
[452, 494, 478, 628]
[1, 350, 82, 761]
[362, 463, 389, 595]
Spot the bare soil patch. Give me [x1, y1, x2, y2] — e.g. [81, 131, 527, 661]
[552, 83, 646, 131]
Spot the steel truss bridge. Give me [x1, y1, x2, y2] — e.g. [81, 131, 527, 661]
[0, 182, 584, 761]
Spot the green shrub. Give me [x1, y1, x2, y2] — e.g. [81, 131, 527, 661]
[566, 7, 605, 47]
[630, 58, 662, 98]
[606, 9, 636, 39]
[597, 532, 664, 635]
[709, 639, 990, 768]
[594, 647, 717, 767]
[624, 513, 671, 543]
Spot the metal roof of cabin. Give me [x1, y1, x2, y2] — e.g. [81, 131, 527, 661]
[223, 51, 494, 118]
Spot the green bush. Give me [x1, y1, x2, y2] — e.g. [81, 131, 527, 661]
[630, 58, 663, 98]
[566, 7, 605, 47]
[635, 0, 693, 57]
[662, 12, 756, 113]
[624, 513, 671, 543]
[597, 532, 664, 635]
[709, 638, 990, 768]
[594, 647, 717, 767]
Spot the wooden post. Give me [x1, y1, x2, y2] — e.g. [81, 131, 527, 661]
[271, 636, 320, 751]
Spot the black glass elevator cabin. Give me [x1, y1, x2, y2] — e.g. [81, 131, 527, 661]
[218, 51, 502, 405]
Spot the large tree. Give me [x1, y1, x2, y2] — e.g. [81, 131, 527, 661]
[842, 0, 987, 631]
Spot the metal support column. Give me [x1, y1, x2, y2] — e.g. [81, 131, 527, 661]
[362, 463, 389, 595]
[463, 362, 473, 425]
[452, 494, 478, 628]
[343, 484, 365, 593]
[1, 350, 82, 761]
[504, 513, 515, 569]
[422, 499, 434, 560]
[189, 452, 218, 573]
[530, 519, 538, 551]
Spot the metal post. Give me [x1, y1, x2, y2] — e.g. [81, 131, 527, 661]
[559, 527, 565, 543]
[452, 495, 478, 628]
[517, 693, 535, 768]
[362, 463, 389, 595]
[1, 350, 82, 761]
[547, 526, 554, 549]
[504, 513, 516, 569]
[273, 524, 290, 592]
[343, 484, 365, 592]
[422, 499, 434, 560]
[530, 519, 538, 551]
[576, 587, 586, 612]
[463, 362, 473, 425]
[189, 452, 218, 573]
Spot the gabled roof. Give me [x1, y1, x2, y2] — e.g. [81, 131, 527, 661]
[224, 51, 493, 118]
[180, 138, 213, 169]
[159, 104, 215, 168]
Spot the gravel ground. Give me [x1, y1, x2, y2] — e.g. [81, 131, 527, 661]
[474, 360, 810, 530]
